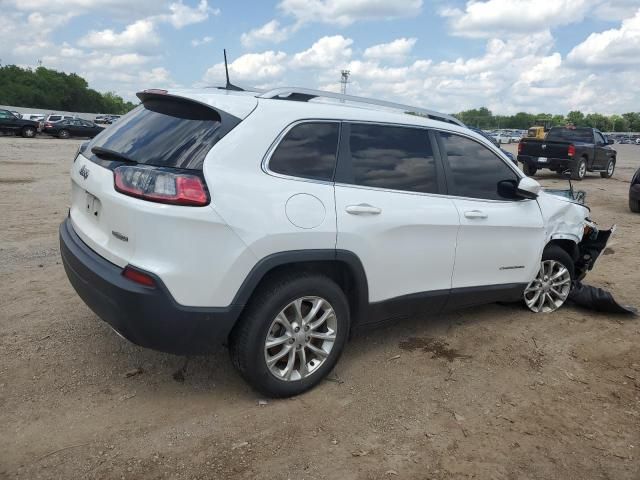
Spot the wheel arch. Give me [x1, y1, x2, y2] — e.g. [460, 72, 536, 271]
[545, 238, 579, 262]
[231, 249, 369, 331]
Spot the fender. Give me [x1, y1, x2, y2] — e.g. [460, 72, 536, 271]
[230, 249, 369, 324]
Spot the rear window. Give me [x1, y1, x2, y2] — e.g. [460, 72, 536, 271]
[546, 128, 593, 143]
[87, 96, 239, 170]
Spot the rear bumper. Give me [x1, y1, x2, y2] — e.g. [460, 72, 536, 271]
[59, 218, 242, 354]
[518, 155, 571, 170]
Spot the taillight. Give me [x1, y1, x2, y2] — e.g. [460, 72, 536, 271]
[568, 144, 575, 157]
[114, 165, 209, 206]
[122, 265, 156, 287]
[517, 142, 523, 154]
[44, 122, 52, 128]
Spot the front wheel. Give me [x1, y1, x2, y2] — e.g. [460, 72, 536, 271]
[230, 272, 350, 397]
[522, 163, 537, 176]
[600, 159, 615, 178]
[524, 246, 574, 313]
[630, 198, 640, 213]
[21, 126, 36, 138]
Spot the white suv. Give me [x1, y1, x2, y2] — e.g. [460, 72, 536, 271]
[59, 87, 612, 397]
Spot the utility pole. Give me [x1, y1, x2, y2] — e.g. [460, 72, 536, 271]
[340, 70, 350, 96]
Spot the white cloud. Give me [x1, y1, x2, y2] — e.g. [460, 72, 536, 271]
[441, 0, 593, 38]
[163, 0, 219, 28]
[82, 19, 159, 50]
[567, 8, 640, 67]
[278, 0, 423, 26]
[598, 0, 640, 20]
[203, 51, 288, 84]
[290, 35, 353, 68]
[363, 37, 416, 61]
[191, 35, 214, 46]
[241, 20, 293, 47]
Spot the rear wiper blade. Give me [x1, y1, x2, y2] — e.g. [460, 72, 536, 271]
[91, 146, 137, 164]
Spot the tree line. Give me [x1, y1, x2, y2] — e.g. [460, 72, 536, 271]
[454, 107, 640, 132]
[0, 65, 136, 115]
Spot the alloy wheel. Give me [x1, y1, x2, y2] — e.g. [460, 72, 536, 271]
[264, 296, 337, 381]
[524, 260, 572, 313]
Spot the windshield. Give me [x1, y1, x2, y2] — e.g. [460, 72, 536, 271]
[546, 128, 593, 143]
[87, 96, 239, 170]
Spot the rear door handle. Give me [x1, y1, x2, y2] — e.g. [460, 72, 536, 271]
[464, 210, 488, 219]
[346, 204, 382, 215]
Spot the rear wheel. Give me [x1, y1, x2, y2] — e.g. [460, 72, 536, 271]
[600, 159, 615, 178]
[21, 126, 36, 138]
[524, 245, 574, 313]
[522, 163, 537, 176]
[571, 158, 587, 180]
[230, 272, 350, 397]
[58, 129, 70, 139]
[630, 198, 640, 213]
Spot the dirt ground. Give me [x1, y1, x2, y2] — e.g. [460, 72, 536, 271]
[0, 135, 639, 480]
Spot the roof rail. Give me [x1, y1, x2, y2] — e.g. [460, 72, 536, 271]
[258, 87, 465, 127]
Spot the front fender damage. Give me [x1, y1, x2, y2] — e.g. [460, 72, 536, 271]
[537, 191, 614, 281]
[574, 221, 615, 281]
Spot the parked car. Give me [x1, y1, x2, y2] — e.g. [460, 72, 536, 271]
[59, 87, 612, 397]
[517, 127, 616, 180]
[470, 127, 516, 164]
[45, 113, 76, 123]
[0, 108, 39, 137]
[106, 115, 121, 124]
[630, 168, 640, 213]
[43, 119, 104, 138]
[492, 131, 512, 144]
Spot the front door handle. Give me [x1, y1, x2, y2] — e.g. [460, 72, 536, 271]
[346, 204, 382, 215]
[464, 210, 488, 219]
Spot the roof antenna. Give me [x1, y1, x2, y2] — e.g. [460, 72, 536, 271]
[222, 49, 244, 91]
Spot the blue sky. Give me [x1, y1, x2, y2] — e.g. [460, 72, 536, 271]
[1, 0, 640, 114]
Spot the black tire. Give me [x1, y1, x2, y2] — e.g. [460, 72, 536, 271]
[600, 158, 615, 178]
[524, 245, 575, 312]
[522, 163, 537, 176]
[542, 245, 575, 281]
[229, 272, 350, 398]
[630, 198, 640, 213]
[21, 126, 36, 138]
[58, 129, 70, 139]
[571, 157, 587, 180]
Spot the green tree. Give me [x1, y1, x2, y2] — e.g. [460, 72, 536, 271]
[566, 111, 585, 126]
[0, 65, 136, 114]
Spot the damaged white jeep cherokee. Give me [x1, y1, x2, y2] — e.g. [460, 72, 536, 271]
[59, 87, 613, 397]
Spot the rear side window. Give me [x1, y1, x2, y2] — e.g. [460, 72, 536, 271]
[546, 128, 593, 143]
[269, 122, 339, 181]
[438, 132, 518, 200]
[346, 123, 438, 194]
[87, 96, 239, 170]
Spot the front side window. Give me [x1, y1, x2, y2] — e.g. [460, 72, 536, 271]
[438, 131, 518, 200]
[269, 122, 339, 181]
[346, 123, 438, 194]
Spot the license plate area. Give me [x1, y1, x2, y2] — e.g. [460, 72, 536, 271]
[537, 157, 547, 163]
[85, 191, 101, 220]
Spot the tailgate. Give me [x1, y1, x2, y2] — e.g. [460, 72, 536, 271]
[521, 140, 570, 158]
[70, 154, 135, 267]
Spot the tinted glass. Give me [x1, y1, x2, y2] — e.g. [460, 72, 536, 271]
[546, 128, 593, 142]
[269, 122, 339, 181]
[439, 132, 518, 200]
[0, 110, 11, 118]
[348, 123, 438, 193]
[87, 98, 229, 170]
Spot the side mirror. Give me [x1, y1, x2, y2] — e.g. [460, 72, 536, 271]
[517, 176, 541, 199]
[607, 138, 615, 145]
